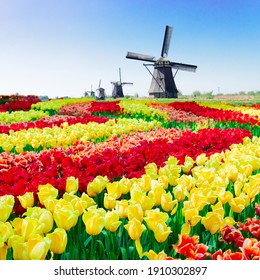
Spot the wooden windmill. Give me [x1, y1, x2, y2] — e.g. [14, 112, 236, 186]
[111, 68, 133, 98]
[126, 25, 197, 98]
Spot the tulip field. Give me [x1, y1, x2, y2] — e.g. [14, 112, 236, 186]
[1, 94, 260, 260]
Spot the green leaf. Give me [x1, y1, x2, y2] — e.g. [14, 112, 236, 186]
[120, 247, 128, 260]
[84, 236, 92, 247]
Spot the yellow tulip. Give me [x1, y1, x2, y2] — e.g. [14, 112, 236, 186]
[218, 190, 233, 204]
[87, 176, 108, 197]
[152, 222, 172, 243]
[228, 193, 250, 213]
[161, 192, 177, 213]
[43, 198, 58, 213]
[140, 195, 155, 211]
[106, 182, 122, 199]
[47, 228, 67, 254]
[143, 249, 168, 260]
[80, 193, 96, 208]
[37, 183, 58, 205]
[243, 174, 260, 199]
[18, 192, 34, 209]
[182, 156, 194, 173]
[12, 239, 29, 260]
[82, 210, 105, 236]
[25, 207, 53, 234]
[104, 193, 117, 210]
[181, 222, 191, 235]
[0, 244, 8, 260]
[195, 153, 207, 166]
[63, 194, 88, 215]
[173, 185, 186, 202]
[144, 209, 169, 231]
[27, 235, 50, 260]
[105, 211, 122, 232]
[211, 201, 224, 217]
[12, 217, 43, 241]
[53, 201, 79, 231]
[0, 195, 15, 222]
[201, 212, 223, 234]
[127, 203, 143, 222]
[140, 175, 152, 192]
[183, 208, 201, 226]
[148, 183, 166, 206]
[124, 218, 146, 240]
[115, 200, 129, 218]
[65, 176, 79, 194]
[144, 163, 158, 180]
[0, 221, 13, 247]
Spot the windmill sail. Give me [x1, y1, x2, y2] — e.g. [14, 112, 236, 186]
[170, 62, 197, 72]
[161, 25, 173, 58]
[126, 52, 156, 62]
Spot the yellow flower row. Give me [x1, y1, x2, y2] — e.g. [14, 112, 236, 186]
[198, 101, 260, 119]
[0, 118, 161, 152]
[120, 100, 169, 122]
[1, 136, 259, 259]
[31, 97, 94, 112]
[0, 110, 48, 124]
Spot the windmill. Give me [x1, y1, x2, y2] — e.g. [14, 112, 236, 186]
[84, 84, 95, 97]
[126, 25, 197, 98]
[111, 68, 133, 98]
[95, 80, 106, 100]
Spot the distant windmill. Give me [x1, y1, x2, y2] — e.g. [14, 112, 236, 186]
[95, 80, 106, 100]
[84, 84, 95, 97]
[126, 25, 197, 98]
[111, 68, 133, 98]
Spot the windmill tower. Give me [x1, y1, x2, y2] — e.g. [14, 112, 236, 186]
[126, 25, 197, 98]
[111, 68, 133, 98]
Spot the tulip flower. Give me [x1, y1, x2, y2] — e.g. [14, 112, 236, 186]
[153, 222, 172, 243]
[0, 245, 8, 260]
[80, 193, 96, 208]
[37, 183, 58, 205]
[144, 209, 169, 232]
[106, 182, 122, 199]
[25, 207, 53, 234]
[173, 185, 186, 202]
[201, 212, 223, 234]
[127, 203, 143, 222]
[65, 176, 79, 194]
[47, 228, 67, 254]
[229, 193, 250, 213]
[182, 156, 194, 174]
[11, 239, 29, 260]
[0, 195, 15, 222]
[82, 209, 105, 236]
[195, 153, 207, 166]
[53, 201, 79, 231]
[161, 192, 178, 213]
[124, 218, 146, 240]
[104, 193, 117, 210]
[183, 208, 201, 227]
[87, 176, 109, 197]
[0, 221, 14, 247]
[104, 210, 122, 232]
[148, 183, 166, 206]
[145, 162, 158, 180]
[27, 234, 51, 260]
[12, 217, 43, 241]
[143, 249, 168, 260]
[18, 192, 34, 209]
[115, 200, 129, 219]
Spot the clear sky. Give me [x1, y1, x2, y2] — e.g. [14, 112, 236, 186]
[0, 0, 259, 98]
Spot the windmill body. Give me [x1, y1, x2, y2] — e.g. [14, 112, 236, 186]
[111, 68, 133, 98]
[126, 25, 197, 98]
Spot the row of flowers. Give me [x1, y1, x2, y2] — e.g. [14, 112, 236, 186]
[168, 101, 260, 126]
[0, 134, 259, 259]
[0, 128, 251, 198]
[0, 115, 109, 135]
[0, 118, 161, 153]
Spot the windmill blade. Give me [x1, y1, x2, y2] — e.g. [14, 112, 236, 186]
[126, 52, 156, 62]
[122, 82, 133, 85]
[170, 62, 197, 72]
[119, 68, 122, 83]
[161, 25, 173, 58]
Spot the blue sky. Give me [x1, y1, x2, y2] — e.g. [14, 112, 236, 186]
[0, 0, 259, 98]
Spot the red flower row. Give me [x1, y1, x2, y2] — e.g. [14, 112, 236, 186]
[0, 115, 109, 134]
[168, 101, 260, 126]
[58, 101, 123, 116]
[0, 100, 41, 112]
[0, 128, 251, 199]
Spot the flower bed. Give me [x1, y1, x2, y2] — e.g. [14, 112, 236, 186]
[0, 99, 259, 260]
